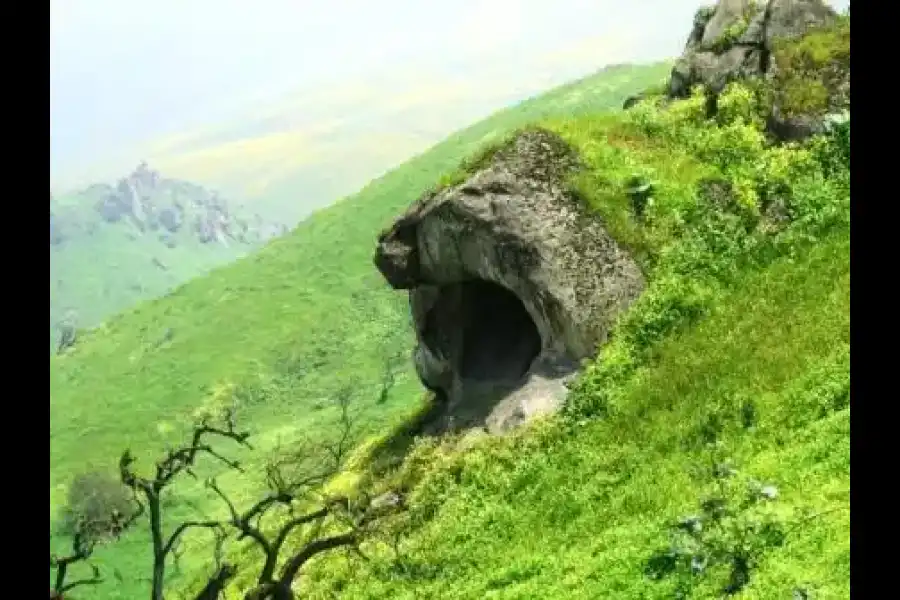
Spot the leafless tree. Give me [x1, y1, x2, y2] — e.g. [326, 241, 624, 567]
[50, 506, 143, 599]
[116, 356, 404, 600]
[206, 386, 405, 600]
[118, 409, 251, 600]
[50, 529, 102, 600]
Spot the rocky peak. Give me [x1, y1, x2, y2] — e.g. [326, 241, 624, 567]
[669, 0, 837, 96]
[49, 164, 288, 248]
[665, 0, 847, 140]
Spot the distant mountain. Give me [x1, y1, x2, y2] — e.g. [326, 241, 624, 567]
[49, 163, 287, 352]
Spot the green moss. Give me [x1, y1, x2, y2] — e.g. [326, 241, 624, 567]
[432, 124, 562, 191]
[769, 15, 851, 118]
[432, 134, 513, 190]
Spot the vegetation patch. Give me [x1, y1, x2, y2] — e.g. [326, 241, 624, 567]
[48, 19, 851, 593]
[767, 15, 851, 118]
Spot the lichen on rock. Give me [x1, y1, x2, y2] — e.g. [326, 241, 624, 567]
[373, 129, 645, 434]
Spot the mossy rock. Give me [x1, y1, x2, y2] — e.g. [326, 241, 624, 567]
[768, 15, 850, 119]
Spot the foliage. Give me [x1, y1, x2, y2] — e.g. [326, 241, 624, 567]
[644, 465, 789, 597]
[705, 2, 763, 54]
[60, 471, 136, 542]
[563, 80, 849, 422]
[768, 15, 851, 118]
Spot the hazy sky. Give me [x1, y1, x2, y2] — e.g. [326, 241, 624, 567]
[50, 0, 848, 186]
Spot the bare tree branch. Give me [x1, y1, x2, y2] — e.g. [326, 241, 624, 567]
[204, 365, 405, 600]
[117, 408, 252, 600]
[112, 354, 401, 600]
[277, 532, 358, 586]
[162, 520, 224, 558]
[193, 564, 238, 600]
[50, 528, 102, 598]
[59, 563, 103, 593]
[191, 525, 237, 600]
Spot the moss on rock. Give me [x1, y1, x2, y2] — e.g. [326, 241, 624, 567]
[768, 15, 850, 119]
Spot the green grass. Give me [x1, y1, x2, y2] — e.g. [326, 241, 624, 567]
[51, 22, 850, 594]
[290, 79, 850, 598]
[303, 233, 849, 599]
[50, 220, 251, 351]
[50, 62, 671, 599]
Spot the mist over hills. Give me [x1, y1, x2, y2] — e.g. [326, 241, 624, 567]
[50, 162, 287, 352]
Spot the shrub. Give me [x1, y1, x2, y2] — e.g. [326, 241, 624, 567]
[645, 464, 789, 597]
[768, 15, 851, 118]
[59, 470, 135, 541]
[564, 73, 850, 424]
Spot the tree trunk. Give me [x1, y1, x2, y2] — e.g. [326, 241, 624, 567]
[149, 493, 166, 600]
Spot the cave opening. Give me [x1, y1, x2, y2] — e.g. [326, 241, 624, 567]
[457, 279, 541, 383]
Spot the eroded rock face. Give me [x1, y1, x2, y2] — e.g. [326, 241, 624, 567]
[374, 129, 645, 433]
[668, 0, 837, 97]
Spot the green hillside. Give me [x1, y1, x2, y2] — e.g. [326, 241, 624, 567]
[299, 75, 849, 600]
[50, 7, 851, 597]
[50, 62, 672, 600]
[50, 164, 286, 353]
[268, 27, 850, 593]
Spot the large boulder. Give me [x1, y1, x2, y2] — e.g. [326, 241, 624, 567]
[374, 129, 645, 433]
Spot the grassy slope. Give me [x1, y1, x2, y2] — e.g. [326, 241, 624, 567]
[50, 62, 671, 600]
[295, 25, 850, 597]
[50, 216, 250, 350]
[307, 236, 849, 599]
[52, 16, 851, 591]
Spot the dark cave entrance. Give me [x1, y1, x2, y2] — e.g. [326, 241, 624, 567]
[457, 279, 541, 383]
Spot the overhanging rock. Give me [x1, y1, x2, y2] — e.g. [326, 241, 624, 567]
[374, 129, 645, 433]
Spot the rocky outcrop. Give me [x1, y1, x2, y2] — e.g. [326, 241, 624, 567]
[374, 129, 645, 433]
[666, 0, 847, 140]
[51, 162, 285, 249]
[669, 0, 836, 98]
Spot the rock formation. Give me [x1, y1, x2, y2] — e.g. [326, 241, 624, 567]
[374, 129, 645, 433]
[51, 163, 285, 249]
[665, 0, 848, 140]
[668, 0, 835, 99]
